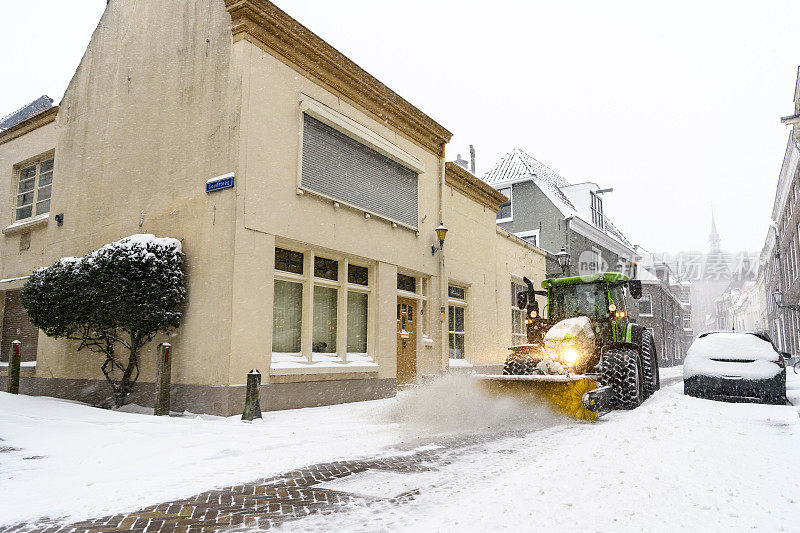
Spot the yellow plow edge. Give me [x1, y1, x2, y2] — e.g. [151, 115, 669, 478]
[475, 374, 599, 421]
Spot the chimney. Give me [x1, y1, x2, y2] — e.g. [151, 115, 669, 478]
[469, 144, 476, 174]
[454, 153, 469, 170]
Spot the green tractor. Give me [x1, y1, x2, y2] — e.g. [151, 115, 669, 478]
[478, 272, 659, 420]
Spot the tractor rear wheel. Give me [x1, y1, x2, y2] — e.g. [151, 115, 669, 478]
[641, 330, 657, 399]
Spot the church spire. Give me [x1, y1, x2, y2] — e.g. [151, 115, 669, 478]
[709, 212, 721, 252]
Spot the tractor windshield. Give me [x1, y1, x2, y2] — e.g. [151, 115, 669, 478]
[549, 283, 608, 321]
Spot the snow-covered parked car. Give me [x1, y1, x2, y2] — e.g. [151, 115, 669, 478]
[684, 331, 787, 404]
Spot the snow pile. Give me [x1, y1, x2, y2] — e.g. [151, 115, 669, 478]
[383, 374, 562, 444]
[684, 332, 782, 380]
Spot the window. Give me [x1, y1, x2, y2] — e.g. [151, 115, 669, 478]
[496, 187, 512, 222]
[448, 285, 466, 300]
[275, 247, 303, 274]
[301, 114, 419, 228]
[683, 315, 691, 329]
[273, 279, 303, 353]
[511, 279, 527, 346]
[348, 264, 368, 286]
[272, 246, 372, 363]
[590, 190, 604, 229]
[397, 273, 417, 293]
[15, 157, 53, 221]
[448, 285, 467, 359]
[514, 229, 539, 247]
[639, 294, 653, 316]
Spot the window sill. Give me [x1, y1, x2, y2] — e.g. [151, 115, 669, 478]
[3, 213, 48, 235]
[270, 360, 379, 376]
[448, 358, 473, 368]
[496, 217, 513, 224]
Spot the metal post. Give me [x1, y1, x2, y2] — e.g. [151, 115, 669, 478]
[242, 369, 263, 421]
[7, 340, 20, 394]
[154, 343, 172, 416]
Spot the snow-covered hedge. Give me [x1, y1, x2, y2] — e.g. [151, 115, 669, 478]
[21, 234, 186, 406]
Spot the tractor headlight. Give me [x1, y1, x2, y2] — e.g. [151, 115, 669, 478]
[562, 347, 580, 364]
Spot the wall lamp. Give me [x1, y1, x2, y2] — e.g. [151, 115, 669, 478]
[555, 246, 571, 275]
[431, 223, 448, 255]
[774, 288, 800, 311]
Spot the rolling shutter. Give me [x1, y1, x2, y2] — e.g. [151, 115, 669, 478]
[301, 114, 419, 229]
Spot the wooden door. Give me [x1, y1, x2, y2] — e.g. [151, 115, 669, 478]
[396, 297, 417, 387]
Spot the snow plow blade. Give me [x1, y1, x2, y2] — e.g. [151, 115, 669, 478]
[475, 374, 600, 421]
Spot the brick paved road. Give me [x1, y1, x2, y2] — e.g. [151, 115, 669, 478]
[2, 432, 502, 533]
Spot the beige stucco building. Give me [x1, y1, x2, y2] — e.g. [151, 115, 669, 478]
[0, 0, 546, 415]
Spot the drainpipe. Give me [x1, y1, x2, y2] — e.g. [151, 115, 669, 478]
[438, 141, 448, 371]
[564, 217, 572, 276]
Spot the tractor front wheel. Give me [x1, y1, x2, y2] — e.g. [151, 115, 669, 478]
[601, 348, 643, 409]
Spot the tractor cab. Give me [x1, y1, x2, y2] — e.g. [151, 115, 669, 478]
[545, 273, 638, 345]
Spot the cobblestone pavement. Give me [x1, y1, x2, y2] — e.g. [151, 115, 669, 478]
[1, 432, 503, 533]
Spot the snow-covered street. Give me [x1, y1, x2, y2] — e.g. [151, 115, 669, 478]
[1, 369, 799, 531]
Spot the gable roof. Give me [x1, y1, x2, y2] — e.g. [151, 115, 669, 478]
[483, 148, 577, 212]
[0, 96, 53, 131]
[482, 147, 635, 251]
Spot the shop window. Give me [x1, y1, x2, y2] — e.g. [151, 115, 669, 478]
[272, 246, 372, 363]
[312, 286, 337, 353]
[347, 292, 368, 353]
[272, 280, 302, 353]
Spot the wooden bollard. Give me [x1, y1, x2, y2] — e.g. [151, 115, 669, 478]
[154, 343, 172, 416]
[241, 369, 263, 421]
[7, 340, 20, 395]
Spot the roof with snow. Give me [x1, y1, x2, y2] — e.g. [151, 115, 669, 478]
[483, 148, 577, 211]
[482, 148, 634, 250]
[0, 96, 54, 131]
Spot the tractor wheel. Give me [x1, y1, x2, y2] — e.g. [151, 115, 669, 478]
[641, 330, 657, 399]
[602, 348, 643, 409]
[599, 349, 624, 409]
[620, 350, 645, 409]
[503, 351, 540, 375]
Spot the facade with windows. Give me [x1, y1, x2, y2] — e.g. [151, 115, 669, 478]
[482, 149, 638, 279]
[0, 1, 546, 414]
[635, 258, 692, 366]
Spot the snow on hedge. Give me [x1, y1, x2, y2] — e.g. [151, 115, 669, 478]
[21, 234, 185, 406]
[684, 332, 782, 380]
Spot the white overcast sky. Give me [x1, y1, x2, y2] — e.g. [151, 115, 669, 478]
[2, 1, 798, 253]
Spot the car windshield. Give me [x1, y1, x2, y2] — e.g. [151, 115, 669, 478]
[549, 283, 607, 320]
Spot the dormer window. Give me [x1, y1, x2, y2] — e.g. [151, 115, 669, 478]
[590, 190, 604, 229]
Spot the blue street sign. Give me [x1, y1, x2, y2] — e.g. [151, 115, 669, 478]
[206, 173, 235, 193]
